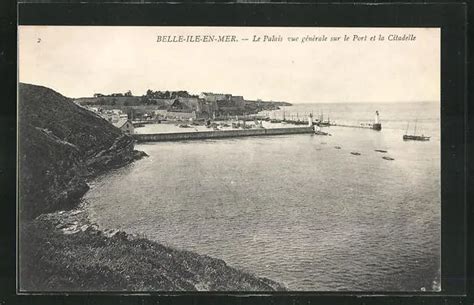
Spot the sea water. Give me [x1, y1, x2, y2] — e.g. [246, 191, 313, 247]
[84, 102, 440, 291]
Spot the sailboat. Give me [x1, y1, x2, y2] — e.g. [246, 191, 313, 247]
[316, 110, 330, 127]
[403, 120, 430, 141]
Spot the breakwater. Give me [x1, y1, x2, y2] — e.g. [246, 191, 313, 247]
[132, 127, 314, 142]
[330, 123, 382, 131]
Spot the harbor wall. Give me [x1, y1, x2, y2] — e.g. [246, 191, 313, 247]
[331, 123, 382, 131]
[132, 127, 314, 142]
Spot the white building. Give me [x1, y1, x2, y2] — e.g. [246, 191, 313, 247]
[112, 118, 134, 134]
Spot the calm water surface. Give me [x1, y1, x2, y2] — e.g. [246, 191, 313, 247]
[84, 102, 440, 291]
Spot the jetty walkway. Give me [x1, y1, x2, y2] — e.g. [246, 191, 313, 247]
[132, 127, 314, 142]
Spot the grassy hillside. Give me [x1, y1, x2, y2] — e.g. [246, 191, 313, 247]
[20, 213, 284, 292]
[18, 83, 143, 219]
[20, 84, 127, 159]
[75, 96, 143, 107]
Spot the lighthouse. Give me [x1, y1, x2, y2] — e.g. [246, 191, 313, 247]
[373, 110, 382, 130]
[308, 113, 314, 127]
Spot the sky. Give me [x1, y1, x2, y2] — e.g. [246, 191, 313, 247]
[19, 26, 440, 104]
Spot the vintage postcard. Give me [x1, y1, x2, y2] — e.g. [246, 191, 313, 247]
[18, 26, 440, 292]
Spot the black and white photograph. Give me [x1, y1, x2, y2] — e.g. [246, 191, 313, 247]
[18, 26, 441, 292]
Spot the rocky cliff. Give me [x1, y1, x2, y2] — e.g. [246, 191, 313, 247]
[18, 83, 145, 219]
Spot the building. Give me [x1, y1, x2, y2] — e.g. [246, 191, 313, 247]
[165, 111, 197, 120]
[87, 107, 129, 123]
[152, 95, 245, 120]
[198, 92, 247, 116]
[197, 101, 217, 119]
[154, 109, 168, 118]
[177, 97, 201, 111]
[161, 98, 198, 120]
[112, 118, 134, 134]
[199, 92, 232, 103]
[231, 95, 245, 105]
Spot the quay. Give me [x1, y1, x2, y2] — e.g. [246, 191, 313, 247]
[132, 126, 314, 142]
[327, 110, 382, 131]
[329, 123, 382, 131]
[132, 120, 157, 126]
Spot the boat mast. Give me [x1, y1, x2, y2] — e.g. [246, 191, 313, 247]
[405, 122, 409, 135]
[414, 119, 417, 136]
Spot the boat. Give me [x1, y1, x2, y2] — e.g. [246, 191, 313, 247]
[314, 126, 331, 136]
[315, 111, 331, 127]
[403, 134, 430, 141]
[314, 130, 331, 135]
[374, 149, 388, 153]
[382, 156, 395, 161]
[334, 146, 342, 149]
[350, 152, 361, 156]
[178, 124, 191, 128]
[317, 120, 331, 127]
[293, 120, 308, 126]
[403, 120, 430, 141]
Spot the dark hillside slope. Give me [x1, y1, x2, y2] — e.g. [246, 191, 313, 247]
[18, 83, 143, 218]
[20, 83, 126, 159]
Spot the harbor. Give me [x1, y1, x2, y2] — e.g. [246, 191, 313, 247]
[76, 87, 402, 144]
[18, 25, 442, 293]
[85, 101, 441, 291]
[129, 110, 386, 143]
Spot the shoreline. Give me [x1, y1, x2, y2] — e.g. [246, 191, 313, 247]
[21, 169, 286, 292]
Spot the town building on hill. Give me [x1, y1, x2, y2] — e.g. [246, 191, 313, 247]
[199, 92, 233, 103]
[166, 111, 197, 120]
[198, 92, 246, 116]
[112, 118, 134, 134]
[150, 97, 216, 120]
[153, 109, 168, 118]
[164, 99, 197, 120]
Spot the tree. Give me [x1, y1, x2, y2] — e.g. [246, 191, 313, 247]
[127, 108, 135, 120]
